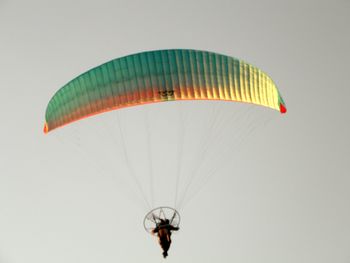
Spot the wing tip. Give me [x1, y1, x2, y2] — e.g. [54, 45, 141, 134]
[280, 103, 287, 114]
[43, 122, 49, 134]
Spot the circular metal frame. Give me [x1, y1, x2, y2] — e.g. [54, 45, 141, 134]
[143, 207, 180, 234]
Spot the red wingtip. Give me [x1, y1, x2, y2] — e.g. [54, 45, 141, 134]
[280, 103, 287, 114]
[43, 123, 48, 134]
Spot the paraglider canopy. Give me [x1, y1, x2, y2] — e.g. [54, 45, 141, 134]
[43, 49, 286, 134]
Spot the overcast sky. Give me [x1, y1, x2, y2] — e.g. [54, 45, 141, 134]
[1, 0, 349, 262]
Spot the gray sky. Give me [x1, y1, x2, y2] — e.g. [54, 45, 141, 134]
[1, 0, 349, 262]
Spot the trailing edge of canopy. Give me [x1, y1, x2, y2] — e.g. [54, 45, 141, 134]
[44, 49, 286, 133]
